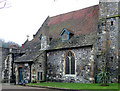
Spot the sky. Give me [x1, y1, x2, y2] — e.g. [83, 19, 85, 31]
[0, 0, 99, 45]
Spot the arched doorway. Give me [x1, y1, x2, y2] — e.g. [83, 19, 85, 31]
[18, 67, 23, 83]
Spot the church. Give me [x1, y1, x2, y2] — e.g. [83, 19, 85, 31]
[1, 0, 119, 84]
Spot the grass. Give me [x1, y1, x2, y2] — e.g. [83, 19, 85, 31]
[27, 82, 119, 90]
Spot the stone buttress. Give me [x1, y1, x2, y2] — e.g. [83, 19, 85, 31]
[95, 0, 120, 82]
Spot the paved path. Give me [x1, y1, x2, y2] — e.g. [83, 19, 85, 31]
[1, 84, 62, 91]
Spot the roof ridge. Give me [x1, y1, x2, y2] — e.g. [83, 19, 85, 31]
[34, 16, 49, 37]
[49, 4, 98, 18]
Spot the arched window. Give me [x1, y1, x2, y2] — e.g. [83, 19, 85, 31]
[65, 51, 75, 74]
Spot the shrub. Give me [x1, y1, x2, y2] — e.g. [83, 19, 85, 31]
[98, 66, 111, 86]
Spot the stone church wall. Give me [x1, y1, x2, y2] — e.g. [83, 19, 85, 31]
[47, 47, 94, 83]
[95, 1, 120, 82]
[31, 52, 46, 82]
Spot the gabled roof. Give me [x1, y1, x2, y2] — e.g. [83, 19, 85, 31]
[60, 28, 70, 36]
[34, 5, 98, 39]
[14, 40, 44, 62]
[16, 5, 99, 62]
[44, 5, 98, 39]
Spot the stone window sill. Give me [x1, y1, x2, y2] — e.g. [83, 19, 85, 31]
[64, 74, 76, 77]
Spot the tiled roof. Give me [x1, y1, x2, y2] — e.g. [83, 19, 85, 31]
[45, 5, 98, 38]
[14, 39, 42, 62]
[34, 5, 98, 39]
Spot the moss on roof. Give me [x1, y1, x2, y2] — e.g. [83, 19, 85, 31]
[47, 31, 97, 50]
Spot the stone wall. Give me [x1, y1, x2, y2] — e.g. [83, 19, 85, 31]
[3, 54, 13, 83]
[1, 48, 9, 73]
[15, 63, 31, 84]
[31, 52, 46, 82]
[1, 48, 20, 83]
[118, 13, 120, 83]
[14, 51, 46, 84]
[99, 2, 119, 19]
[1, 48, 10, 82]
[47, 47, 94, 83]
[0, 47, 2, 89]
[96, 17, 119, 82]
[95, 1, 120, 82]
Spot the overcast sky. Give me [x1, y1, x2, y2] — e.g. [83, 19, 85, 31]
[0, 0, 99, 45]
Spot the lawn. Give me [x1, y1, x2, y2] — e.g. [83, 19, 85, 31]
[27, 82, 119, 90]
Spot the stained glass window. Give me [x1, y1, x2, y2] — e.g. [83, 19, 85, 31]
[65, 51, 75, 74]
[65, 57, 69, 74]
